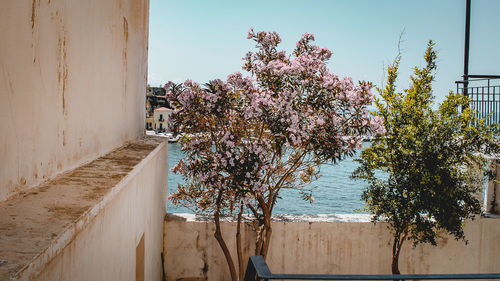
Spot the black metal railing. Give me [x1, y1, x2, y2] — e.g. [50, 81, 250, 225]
[456, 76, 500, 126]
[243, 256, 500, 281]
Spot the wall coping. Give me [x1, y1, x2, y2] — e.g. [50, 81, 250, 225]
[166, 213, 374, 223]
[166, 213, 500, 223]
[0, 137, 166, 281]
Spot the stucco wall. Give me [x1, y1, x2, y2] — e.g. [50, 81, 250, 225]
[0, 0, 149, 202]
[487, 161, 500, 214]
[164, 217, 500, 280]
[31, 141, 168, 281]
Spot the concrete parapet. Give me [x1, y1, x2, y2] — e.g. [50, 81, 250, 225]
[164, 214, 500, 281]
[0, 137, 168, 281]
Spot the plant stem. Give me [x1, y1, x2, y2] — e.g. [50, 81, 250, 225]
[391, 229, 407, 277]
[214, 190, 238, 281]
[236, 203, 244, 281]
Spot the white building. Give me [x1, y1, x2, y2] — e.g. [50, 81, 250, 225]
[153, 107, 173, 132]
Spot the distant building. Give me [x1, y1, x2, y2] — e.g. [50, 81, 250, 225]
[145, 98, 152, 116]
[146, 86, 169, 117]
[147, 86, 166, 96]
[145, 116, 154, 131]
[153, 107, 173, 132]
[145, 98, 154, 131]
[146, 86, 173, 133]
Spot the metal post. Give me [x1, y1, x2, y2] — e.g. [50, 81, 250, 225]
[463, 0, 471, 101]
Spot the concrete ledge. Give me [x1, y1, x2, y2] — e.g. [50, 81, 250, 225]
[164, 217, 500, 280]
[167, 213, 373, 222]
[0, 137, 166, 280]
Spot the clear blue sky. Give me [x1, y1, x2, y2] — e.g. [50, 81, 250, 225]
[148, 0, 500, 104]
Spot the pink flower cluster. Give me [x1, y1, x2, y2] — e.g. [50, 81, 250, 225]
[166, 29, 386, 211]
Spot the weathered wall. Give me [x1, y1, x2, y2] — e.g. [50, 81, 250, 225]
[32, 141, 167, 281]
[487, 161, 500, 214]
[164, 218, 500, 280]
[0, 0, 149, 202]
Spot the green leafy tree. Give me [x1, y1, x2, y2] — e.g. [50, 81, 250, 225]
[352, 41, 500, 275]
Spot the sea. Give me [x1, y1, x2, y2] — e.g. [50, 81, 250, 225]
[167, 142, 371, 215]
[167, 141, 491, 215]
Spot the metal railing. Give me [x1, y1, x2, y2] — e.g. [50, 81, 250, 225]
[243, 255, 500, 281]
[456, 76, 500, 126]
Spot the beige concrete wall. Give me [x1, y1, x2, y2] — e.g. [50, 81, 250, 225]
[487, 161, 500, 214]
[164, 218, 500, 280]
[32, 141, 168, 281]
[0, 0, 149, 202]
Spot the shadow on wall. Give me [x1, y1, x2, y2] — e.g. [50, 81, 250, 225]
[163, 216, 500, 281]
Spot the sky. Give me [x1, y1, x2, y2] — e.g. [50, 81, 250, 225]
[148, 0, 500, 105]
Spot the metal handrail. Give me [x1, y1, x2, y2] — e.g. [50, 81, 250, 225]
[456, 76, 500, 126]
[243, 256, 500, 281]
[456, 76, 500, 84]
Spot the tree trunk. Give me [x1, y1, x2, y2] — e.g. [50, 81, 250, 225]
[391, 246, 401, 275]
[391, 232, 406, 277]
[254, 194, 273, 258]
[236, 204, 244, 281]
[254, 208, 273, 259]
[261, 217, 272, 258]
[254, 224, 264, 256]
[214, 191, 238, 281]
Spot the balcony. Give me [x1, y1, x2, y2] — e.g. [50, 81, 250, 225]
[456, 75, 500, 126]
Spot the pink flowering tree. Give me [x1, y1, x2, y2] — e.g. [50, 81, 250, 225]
[166, 29, 384, 281]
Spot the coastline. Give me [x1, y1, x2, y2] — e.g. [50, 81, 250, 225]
[166, 212, 373, 222]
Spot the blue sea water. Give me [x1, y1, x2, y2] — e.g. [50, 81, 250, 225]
[167, 142, 370, 214]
